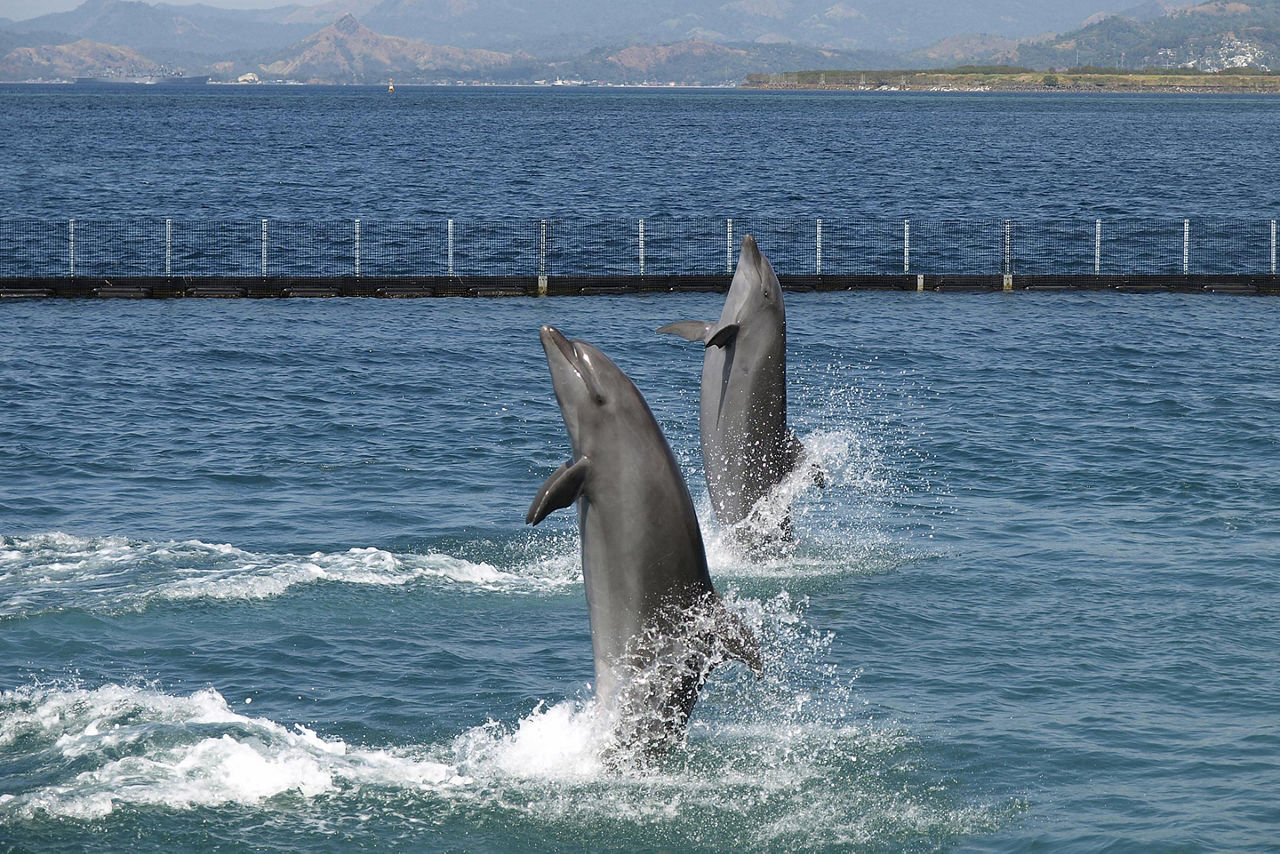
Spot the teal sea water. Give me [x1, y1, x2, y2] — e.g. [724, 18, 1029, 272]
[3, 84, 1280, 220]
[2, 87, 1279, 851]
[1, 293, 1277, 851]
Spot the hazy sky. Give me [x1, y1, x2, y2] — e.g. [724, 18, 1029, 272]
[1, 0, 332, 20]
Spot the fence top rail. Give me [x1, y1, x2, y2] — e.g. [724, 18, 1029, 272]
[5, 217, 1278, 279]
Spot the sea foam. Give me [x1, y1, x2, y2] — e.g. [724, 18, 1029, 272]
[0, 533, 578, 618]
[0, 682, 467, 820]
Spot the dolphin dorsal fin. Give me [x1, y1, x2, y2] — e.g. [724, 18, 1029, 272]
[526, 457, 591, 525]
[705, 323, 740, 349]
[657, 320, 713, 343]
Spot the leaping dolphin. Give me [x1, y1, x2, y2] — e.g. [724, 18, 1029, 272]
[527, 325, 762, 755]
[658, 234, 822, 543]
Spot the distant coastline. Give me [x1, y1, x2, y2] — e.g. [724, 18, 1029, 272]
[743, 69, 1280, 95]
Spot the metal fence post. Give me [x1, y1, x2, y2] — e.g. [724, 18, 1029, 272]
[903, 219, 910, 274]
[1094, 219, 1102, 275]
[538, 219, 548, 295]
[1003, 220, 1011, 274]
[726, 218, 734, 273]
[33, 215, 1280, 290]
[1183, 218, 1190, 275]
[447, 219, 455, 276]
[816, 218, 823, 275]
[1003, 219, 1013, 289]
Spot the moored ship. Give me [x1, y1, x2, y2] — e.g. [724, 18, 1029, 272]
[75, 75, 210, 85]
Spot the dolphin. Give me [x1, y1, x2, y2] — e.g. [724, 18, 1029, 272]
[658, 234, 822, 542]
[526, 325, 762, 755]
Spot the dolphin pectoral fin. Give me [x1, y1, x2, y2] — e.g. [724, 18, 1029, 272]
[713, 599, 764, 677]
[705, 323, 740, 349]
[657, 320, 713, 343]
[526, 457, 590, 525]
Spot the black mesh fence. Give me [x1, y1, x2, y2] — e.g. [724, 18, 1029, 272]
[550, 220, 639, 276]
[171, 220, 263, 277]
[1, 218, 1277, 279]
[1014, 221, 1098, 276]
[905, 219, 1007, 275]
[818, 220, 906, 275]
[357, 221, 447, 276]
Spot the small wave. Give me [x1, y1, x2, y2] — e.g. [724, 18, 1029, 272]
[0, 532, 579, 618]
[0, 596, 1016, 846]
[0, 682, 468, 821]
[443, 592, 1013, 846]
[156, 546, 556, 601]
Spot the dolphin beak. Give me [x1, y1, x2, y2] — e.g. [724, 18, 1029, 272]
[739, 234, 761, 268]
[540, 325, 606, 406]
[541, 325, 577, 366]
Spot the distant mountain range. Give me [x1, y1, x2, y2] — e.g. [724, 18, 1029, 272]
[927, 0, 1280, 70]
[1, 36, 167, 80]
[1, 0, 1277, 84]
[257, 14, 528, 83]
[0, 0, 1135, 55]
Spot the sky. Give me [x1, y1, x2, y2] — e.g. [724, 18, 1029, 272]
[1, 0, 331, 21]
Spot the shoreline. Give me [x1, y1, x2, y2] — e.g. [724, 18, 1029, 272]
[743, 70, 1280, 95]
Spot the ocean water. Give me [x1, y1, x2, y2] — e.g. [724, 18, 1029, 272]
[2, 85, 1280, 221]
[1, 292, 1277, 851]
[3, 86, 1280, 851]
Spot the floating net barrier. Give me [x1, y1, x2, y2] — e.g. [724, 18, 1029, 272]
[0, 217, 1276, 297]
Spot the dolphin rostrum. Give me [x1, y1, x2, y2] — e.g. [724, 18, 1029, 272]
[527, 325, 762, 755]
[658, 234, 822, 542]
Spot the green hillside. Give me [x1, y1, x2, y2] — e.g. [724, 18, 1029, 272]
[1011, 1, 1280, 71]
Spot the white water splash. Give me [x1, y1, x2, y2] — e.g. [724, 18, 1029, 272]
[0, 683, 468, 821]
[439, 592, 1012, 845]
[696, 426, 919, 581]
[0, 595, 1014, 845]
[691, 356, 942, 579]
[158, 546, 538, 601]
[0, 532, 579, 618]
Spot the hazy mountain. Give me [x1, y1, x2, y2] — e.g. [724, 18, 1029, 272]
[908, 33, 1024, 66]
[0, 28, 71, 55]
[940, 0, 1280, 70]
[356, 0, 1126, 53]
[0, 36, 164, 79]
[549, 39, 908, 84]
[3, 0, 318, 61]
[256, 13, 529, 82]
[5, 0, 1133, 59]
[275, 0, 380, 26]
[3, 0, 1277, 83]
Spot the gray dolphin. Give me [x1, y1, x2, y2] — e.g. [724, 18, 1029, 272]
[527, 325, 762, 755]
[658, 234, 822, 541]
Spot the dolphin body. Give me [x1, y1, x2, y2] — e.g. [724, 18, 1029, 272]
[658, 235, 820, 541]
[527, 326, 761, 755]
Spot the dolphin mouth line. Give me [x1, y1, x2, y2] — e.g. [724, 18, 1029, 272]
[546, 325, 579, 366]
[541, 325, 585, 381]
[542, 325, 605, 404]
